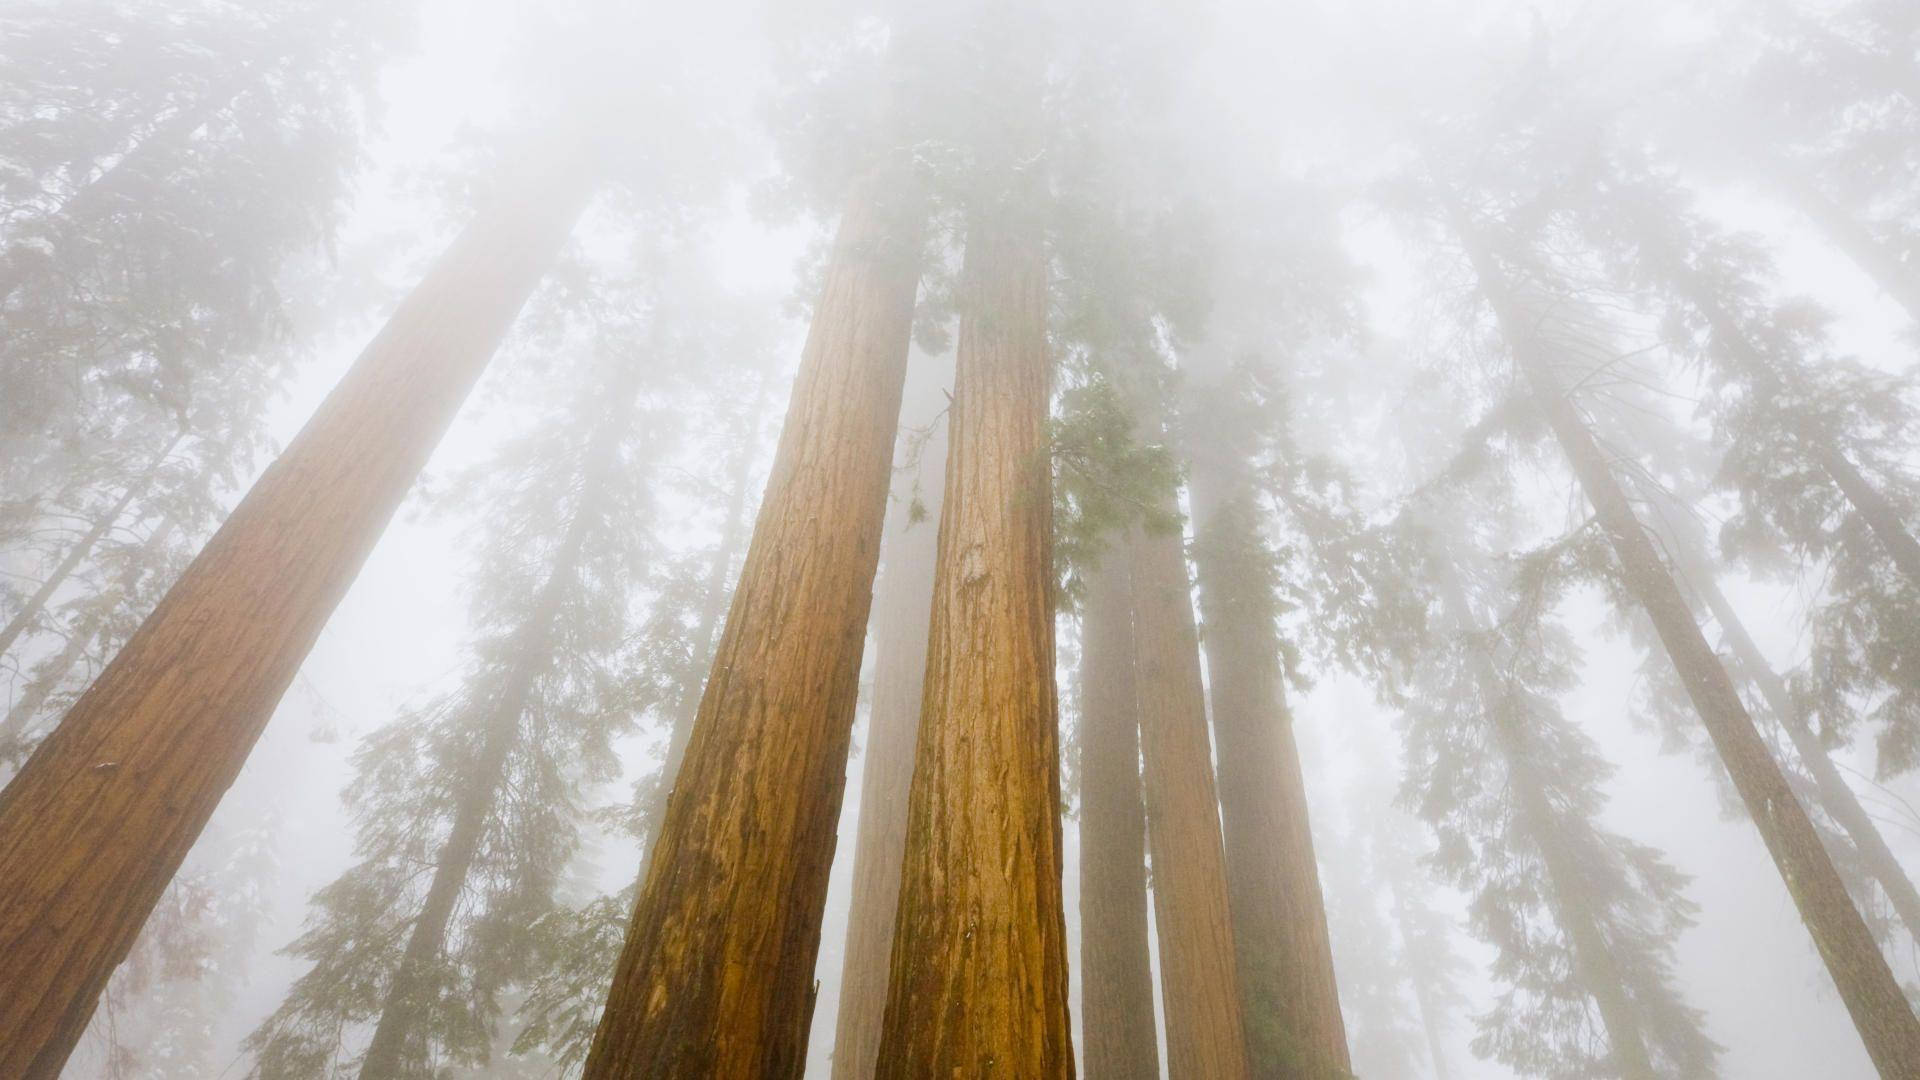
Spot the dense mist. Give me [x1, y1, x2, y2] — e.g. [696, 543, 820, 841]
[2, 0, 1918, 1077]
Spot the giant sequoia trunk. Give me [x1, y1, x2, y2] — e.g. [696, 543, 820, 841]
[830, 359, 948, 1080]
[0, 149, 592, 1080]
[0, 430, 183, 663]
[357, 360, 636, 1079]
[583, 167, 922, 1079]
[1188, 448, 1349, 1079]
[874, 209, 1072, 1076]
[1127, 467, 1253, 1079]
[1461, 231, 1920, 1076]
[1074, 551, 1161, 1080]
[1676, 547, 1920, 943]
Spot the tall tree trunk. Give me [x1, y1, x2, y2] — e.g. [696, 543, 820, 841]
[0, 149, 592, 1080]
[1676, 549, 1920, 942]
[0, 430, 182, 663]
[628, 375, 768, 868]
[1460, 230, 1920, 1076]
[1127, 460, 1252, 1079]
[583, 165, 922, 1079]
[1188, 452, 1350, 1078]
[875, 208, 1073, 1076]
[1437, 566, 1658, 1079]
[1074, 551, 1161, 1080]
[0, 517, 178, 765]
[1646, 247, 1920, 586]
[358, 357, 637, 1079]
[1766, 160, 1920, 325]
[830, 359, 948, 1080]
[1386, 883, 1454, 1080]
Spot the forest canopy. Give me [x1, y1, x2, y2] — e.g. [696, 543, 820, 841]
[1, 0, 1918, 1078]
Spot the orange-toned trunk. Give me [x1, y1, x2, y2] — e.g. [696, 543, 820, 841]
[0, 150, 591, 1080]
[875, 210, 1073, 1076]
[1188, 462, 1349, 1079]
[582, 167, 923, 1079]
[1075, 552, 1160, 1079]
[830, 358, 948, 1080]
[1126, 504, 1253, 1080]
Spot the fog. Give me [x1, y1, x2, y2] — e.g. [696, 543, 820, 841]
[2, 0, 1918, 1077]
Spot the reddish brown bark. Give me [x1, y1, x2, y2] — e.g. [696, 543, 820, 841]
[875, 209, 1073, 1076]
[1187, 457, 1350, 1079]
[582, 167, 923, 1079]
[1075, 551, 1160, 1080]
[1127, 477, 1252, 1079]
[0, 149, 592, 1080]
[830, 359, 948, 1080]
[1459, 225, 1920, 1076]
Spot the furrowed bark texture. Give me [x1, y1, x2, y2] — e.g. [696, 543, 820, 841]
[1462, 229, 1920, 1073]
[831, 365, 948, 1080]
[358, 359, 636, 1079]
[0, 151, 592, 1080]
[875, 212, 1073, 1077]
[1684, 557, 1920, 943]
[1128, 485, 1252, 1079]
[583, 169, 922, 1079]
[1075, 552, 1161, 1080]
[1189, 453, 1350, 1079]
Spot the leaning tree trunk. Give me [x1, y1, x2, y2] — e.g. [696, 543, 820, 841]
[1074, 551, 1161, 1080]
[830, 357, 948, 1080]
[0, 430, 183, 663]
[0, 516, 178, 767]
[357, 357, 636, 1079]
[1678, 550, 1920, 942]
[1767, 160, 1920, 326]
[1188, 452, 1350, 1078]
[1462, 230, 1920, 1074]
[1127, 458, 1252, 1079]
[875, 207, 1073, 1077]
[0, 146, 592, 1080]
[582, 165, 922, 1079]
[1813, 446, 1920, 585]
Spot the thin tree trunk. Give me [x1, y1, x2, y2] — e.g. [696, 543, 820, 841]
[1678, 551, 1920, 941]
[1188, 452, 1349, 1079]
[0, 431, 182, 663]
[1460, 228, 1920, 1076]
[0, 517, 178, 765]
[1437, 567, 1658, 1079]
[0, 148, 592, 1080]
[1647, 248, 1920, 587]
[1386, 883, 1453, 1080]
[358, 356, 637, 1079]
[1074, 551, 1161, 1080]
[628, 376, 767, 868]
[875, 208, 1073, 1076]
[1767, 160, 1920, 325]
[1127, 469, 1252, 1079]
[583, 165, 922, 1079]
[830, 362, 947, 1080]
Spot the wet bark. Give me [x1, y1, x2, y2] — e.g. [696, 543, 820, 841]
[583, 166, 923, 1079]
[0, 431, 182, 663]
[830, 362, 947, 1080]
[875, 208, 1072, 1076]
[1461, 231, 1920, 1075]
[1127, 473, 1252, 1079]
[0, 148, 592, 1080]
[1074, 551, 1161, 1080]
[1188, 451, 1350, 1079]
[358, 358, 637, 1079]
